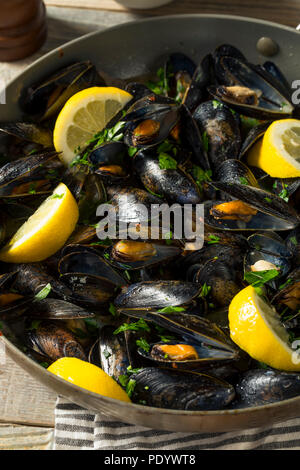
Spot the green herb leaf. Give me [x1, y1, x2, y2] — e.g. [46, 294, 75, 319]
[239, 176, 249, 185]
[207, 234, 220, 245]
[200, 283, 211, 297]
[136, 338, 150, 352]
[34, 283, 52, 301]
[157, 306, 186, 314]
[109, 303, 118, 317]
[114, 319, 151, 335]
[158, 153, 178, 170]
[244, 269, 279, 287]
[126, 378, 136, 398]
[128, 147, 138, 157]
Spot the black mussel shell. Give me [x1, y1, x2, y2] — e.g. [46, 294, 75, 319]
[60, 273, 116, 307]
[13, 263, 73, 300]
[0, 151, 59, 189]
[106, 186, 163, 224]
[130, 367, 235, 410]
[26, 321, 86, 362]
[133, 150, 202, 204]
[114, 281, 201, 310]
[123, 97, 180, 148]
[215, 159, 259, 187]
[193, 100, 241, 172]
[20, 61, 105, 121]
[28, 298, 95, 320]
[58, 251, 126, 287]
[105, 240, 181, 270]
[231, 369, 300, 408]
[209, 57, 294, 119]
[138, 340, 237, 370]
[96, 326, 130, 381]
[239, 121, 271, 159]
[206, 182, 299, 231]
[0, 123, 53, 148]
[184, 54, 215, 112]
[88, 141, 129, 180]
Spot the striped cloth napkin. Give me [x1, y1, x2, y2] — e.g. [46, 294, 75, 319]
[54, 397, 300, 450]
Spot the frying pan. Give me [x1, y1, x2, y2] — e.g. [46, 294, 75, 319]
[1, 14, 300, 432]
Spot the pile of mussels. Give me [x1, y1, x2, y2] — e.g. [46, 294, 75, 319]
[0, 45, 299, 411]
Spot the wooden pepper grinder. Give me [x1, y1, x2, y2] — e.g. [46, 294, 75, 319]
[0, 0, 47, 62]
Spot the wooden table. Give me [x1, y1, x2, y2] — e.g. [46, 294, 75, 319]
[0, 0, 299, 449]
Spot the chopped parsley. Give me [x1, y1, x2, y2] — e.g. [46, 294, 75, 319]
[126, 379, 136, 398]
[239, 176, 249, 185]
[136, 338, 150, 352]
[114, 318, 151, 335]
[34, 283, 52, 301]
[158, 153, 178, 170]
[207, 234, 220, 245]
[200, 283, 211, 297]
[157, 306, 186, 314]
[244, 269, 280, 288]
[109, 303, 118, 317]
[202, 131, 209, 152]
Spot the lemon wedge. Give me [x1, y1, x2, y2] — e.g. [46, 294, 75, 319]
[247, 119, 300, 178]
[53, 87, 132, 165]
[48, 357, 131, 402]
[0, 183, 78, 263]
[229, 285, 300, 371]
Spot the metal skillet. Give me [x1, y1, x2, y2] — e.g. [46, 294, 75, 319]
[1, 14, 300, 432]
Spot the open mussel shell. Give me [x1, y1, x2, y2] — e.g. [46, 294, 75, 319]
[115, 281, 201, 310]
[60, 273, 117, 307]
[0, 150, 59, 190]
[138, 340, 237, 371]
[245, 233, 292, 278]
[231, 369, 300, 409]
[215, 159, 259, 187]
[26, 321, 87, 362]
[133, 150, 202, 204]
[58, 250, 126, 287]
[119, 309, 238, 357]
[123, 97, 180, 148]
[104, 240, 181, 271]
[206, 182, 300, 231]
[88, 141, 130, 181]
[19, 61, 105, 122]
[193, 100, 241, 172]
[130, 367, 235, 410]
[209, 56, 294, 119]
[28, 298, 95, 320]
[164, 52, 196, 101]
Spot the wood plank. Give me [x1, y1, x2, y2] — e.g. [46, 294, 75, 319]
[44, 0, 300, 28]
[0, 424, 53, 450]
[0, 342, 56, 427]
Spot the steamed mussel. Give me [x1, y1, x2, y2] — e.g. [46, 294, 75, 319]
[0, 44, 299, 414]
